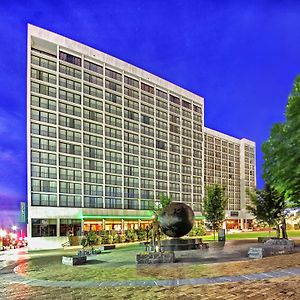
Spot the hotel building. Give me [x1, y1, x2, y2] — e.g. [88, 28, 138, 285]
[27, 25, 256, 249]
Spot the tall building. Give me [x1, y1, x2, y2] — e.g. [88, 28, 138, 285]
[27, 25, 256, 250]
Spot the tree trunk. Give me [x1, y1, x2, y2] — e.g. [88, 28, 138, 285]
[276, 224, 280, 238]
[213, 229, 216, 241]
[281, 218, 288, 239]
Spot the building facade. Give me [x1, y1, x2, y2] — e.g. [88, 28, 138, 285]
[27, 25, 256, 249]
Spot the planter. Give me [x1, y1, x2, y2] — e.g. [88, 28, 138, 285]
[62, 255, 87, 266]
[136, 251, 175, 264]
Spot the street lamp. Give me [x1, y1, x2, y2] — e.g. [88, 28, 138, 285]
[12, 225, 17, 231]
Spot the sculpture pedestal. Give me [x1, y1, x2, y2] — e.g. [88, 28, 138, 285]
[160, 238, 206, 251]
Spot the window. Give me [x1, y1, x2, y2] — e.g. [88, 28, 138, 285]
[105, 103, 122, 116]
[31, 193, 57, 206]
[59, 116, 81, 130]
[169, 94, 180, 105]
[83, 159, 103, 171]
[60, 181, 82, 194]
[32, 219, 57, 237]
[32, 179, 57, 193]
[124, 131, 139, 143]
[124, 97, 139, 110]
[60, 77, 81, 92]
[124, 143, 139, 155]
[60, 64, 81, 79]
[141, 125, 154, 137]
[83, 122, 102, 134]
[59, 155, 81, 169]
[124, 199, 139, 209]
[105, 68, 122, 81]
[31, 95, 56, 111]
[141, 114, 153, 125]
[105, 80, 122, 93]
[31, 165, 57, 179]
[105, 91, 122, 104]
[124, 87, 139, 99]
[124, 120, 139, 132]
[31, 123, 56, 138]
[59, 103, 81, 117]
[84, 184, 103, 195]
[105, 198, 122, 209]
[83, 134, 102, 147]
[83, 109, 102, 123]
[60, 168, 82, 181]
[84, 72, 103, 86]
[84, 196, 103, 208]
[105, 126, 122, 139]
[84, 171, 103, 183]
[31, 151, 56, 165]
[156, 89, 168, 99]
[105, 186, 122, 197]
[84, 146, 103, 159]
[141, 146, 154, 158]
[59, 195, 82, 207]
[124, 165, 139, 176]
[124, 176, 139, 187]
[141, 104, 154, 115]
[182, 100, 191, 109]
[156, 98, 168, 110]
[193, 104, 202, 113]
[105, 162, 122, 174]
[141, 157, 154, 168]
[124, 154, 139, 166]
[59, 51, 81, 66]
[156, 140, 167, 150]
[84, 60, 103, 74]
[141, 82, 154, 94]
[31, 68, 56, 84]
[105, 138, 122, 151]
[31, 55, 56, 71]
[31, 82, 56, 97]
[84, 84, 103, 98]
[83, 96, 102, 110]
[59, 89, 81, 104]
[124, 75, 139, 88]
[31, 109, 56, 124]
[124, 188, 139, 198]
[141, 93, 154, 104]
[105, 150, 122, 163]
[60, 219, 81, 236]
[31, 137, 56, 151]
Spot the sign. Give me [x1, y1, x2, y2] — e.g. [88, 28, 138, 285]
[218, 229, 226, 241]
[20, 202, 27, 223]
[248, 247, 264, 259]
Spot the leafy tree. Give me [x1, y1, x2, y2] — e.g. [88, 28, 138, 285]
[150, 193, 172, 216]
[247, 185, 287, 238]
[262, 75, 300, 208]
[203, 184, 227, 240]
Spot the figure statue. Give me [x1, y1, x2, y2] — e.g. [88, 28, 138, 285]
[151, 214, 161, 252]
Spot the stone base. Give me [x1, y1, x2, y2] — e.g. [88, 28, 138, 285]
[62, 255, 87, 266]
[160, 238, 208, 251]
[136, 251, 175, 264]
[248, 239, 295, 259]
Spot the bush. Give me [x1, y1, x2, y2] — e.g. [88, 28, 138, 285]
[81, 231, 99, 248]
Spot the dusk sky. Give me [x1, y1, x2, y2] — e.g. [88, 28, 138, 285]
[1, 1, 300, 225]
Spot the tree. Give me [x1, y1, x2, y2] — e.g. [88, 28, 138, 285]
[262, 75, 300, 208]
[150, 193, 172, 216]
[203, 184, 227, 240]
[247, 185, 287, 238]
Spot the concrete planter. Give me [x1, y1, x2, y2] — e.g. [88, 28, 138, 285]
[62, 255, 87, 266]
[136, 251, 175, 264]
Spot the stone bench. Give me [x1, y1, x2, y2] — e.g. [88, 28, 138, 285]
[248, 239, 295, 259]
[62, 255, 87, 266]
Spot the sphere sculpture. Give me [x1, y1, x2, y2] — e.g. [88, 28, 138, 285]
[159, 202, 194, 238]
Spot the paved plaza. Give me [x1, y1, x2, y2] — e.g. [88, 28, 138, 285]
[1, 240, 300, 299]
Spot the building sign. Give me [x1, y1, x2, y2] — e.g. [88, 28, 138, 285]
[20, 202, 27, 223]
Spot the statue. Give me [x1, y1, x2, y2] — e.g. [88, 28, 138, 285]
[151, 214, 161, 252]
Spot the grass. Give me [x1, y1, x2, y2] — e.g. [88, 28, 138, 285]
[16, 231, 300, 282]
[201, 229, 300, 241]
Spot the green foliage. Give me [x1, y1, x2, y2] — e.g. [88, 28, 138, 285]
[262, 75, 300, 207]
[149, 193, 172, 216]
[246, 185, 287, 237]
[203, 184, 227, 239]
[187, 224, 206, 237]
[81, 231, 99, 248]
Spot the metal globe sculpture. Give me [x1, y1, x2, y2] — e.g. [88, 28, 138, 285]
[159, 202, 194, 238]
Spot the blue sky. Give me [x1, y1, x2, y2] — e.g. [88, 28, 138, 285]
[0, 1, 300, 224]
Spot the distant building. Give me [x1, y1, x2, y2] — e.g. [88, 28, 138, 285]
[27, 25, 256, 249]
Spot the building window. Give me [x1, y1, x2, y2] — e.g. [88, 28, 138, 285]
[32, 219, 57, 237]
[84, 60, 103, 74]
[59, 51, 81, 66]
